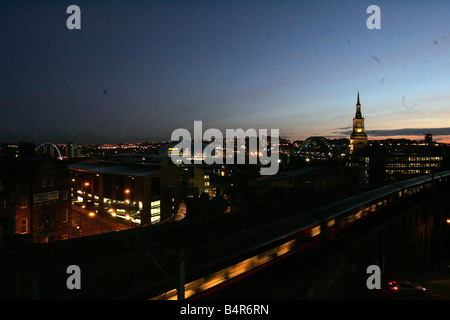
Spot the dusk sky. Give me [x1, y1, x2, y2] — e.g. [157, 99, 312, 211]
[1, 1, 449, 144]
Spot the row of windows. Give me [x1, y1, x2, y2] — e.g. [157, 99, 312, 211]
[17, 191, 69, 208]
[42, 177, 54, 188]
[19, 209, 69, 233]
[332, 182, 433, 233]
[73, 176, 161, 198]
[309, 201, 383, 238]
[386, 169, 431, 175]
[153, 239, 296, 300]
[386, 162, 441, 168]
[309, 196, 396, 238]
[386, 156, 443, 162]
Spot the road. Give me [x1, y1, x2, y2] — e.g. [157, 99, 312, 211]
[200, 256, 450, 300]
[375, 272, 450, 300]
[71, 205, 133, 238]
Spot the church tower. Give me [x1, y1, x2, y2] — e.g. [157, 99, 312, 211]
[349, 91, 368, 154]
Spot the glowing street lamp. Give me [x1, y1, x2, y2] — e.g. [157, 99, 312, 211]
[124, 188, 132, 228]
[108, 208, 116, 217]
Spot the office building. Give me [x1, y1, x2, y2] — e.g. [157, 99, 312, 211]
[68, 160, 195, 226]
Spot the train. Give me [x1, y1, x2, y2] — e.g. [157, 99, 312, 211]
[149, 170, 450, 300]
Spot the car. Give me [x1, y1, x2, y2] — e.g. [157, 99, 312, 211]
[388, 280, 427, 296]
[74, 202, 85, 208]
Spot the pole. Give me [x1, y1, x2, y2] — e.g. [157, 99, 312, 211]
[177, 249, 185, 300]
[29, 182, 33, 243]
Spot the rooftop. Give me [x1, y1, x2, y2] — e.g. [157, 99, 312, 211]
[68, 160, 162, 177]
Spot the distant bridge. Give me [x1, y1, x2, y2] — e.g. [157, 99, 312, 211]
[35, 142, 63, 160]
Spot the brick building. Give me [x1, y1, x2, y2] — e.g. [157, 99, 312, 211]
[0, 155, 73, 243]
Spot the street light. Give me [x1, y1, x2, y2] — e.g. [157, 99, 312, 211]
[125, 188, 132, 228]
[78, 180, 92, 236]
[108, 208, 116, 217]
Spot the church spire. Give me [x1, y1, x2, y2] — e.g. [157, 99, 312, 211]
[355, 91, 362, 119]
[350, 91, 368, 154]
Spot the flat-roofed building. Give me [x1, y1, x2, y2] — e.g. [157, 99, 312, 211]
[385, 154, 444, 180]
[68, 160, 194, 226]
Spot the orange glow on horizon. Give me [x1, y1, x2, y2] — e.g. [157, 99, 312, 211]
[370, 135, 450, 144]
[295, 134, 450, 145]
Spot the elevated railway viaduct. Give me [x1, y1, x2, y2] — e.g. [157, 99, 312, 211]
[1, 171, 449, 300]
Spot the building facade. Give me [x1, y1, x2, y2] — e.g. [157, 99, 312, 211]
[385, 153, 444, 180]
[346, 145, 448, 184]
[0, 156, 73, 243]
[69, 160, 195, 226]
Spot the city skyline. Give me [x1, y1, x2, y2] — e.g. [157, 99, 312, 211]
[1, 1, 449, 144]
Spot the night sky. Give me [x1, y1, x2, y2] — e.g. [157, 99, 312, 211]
[1, 1, 449, 144]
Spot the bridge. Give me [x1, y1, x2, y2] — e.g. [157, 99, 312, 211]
[1, 171, 449, 300]
[35, 142, 63, 160]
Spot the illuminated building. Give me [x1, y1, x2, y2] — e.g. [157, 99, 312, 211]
[349, 91, 368, 154]
[345, 92, 450, 183]
[68, 160, 195, 226]
[345, 147, 386, 184]
[159, 141, 213, 163]
[385, 154, 444, 180]
[181, 165, 212, 196]
[346, 143, 448, 184]
[65, 142, 83, 158]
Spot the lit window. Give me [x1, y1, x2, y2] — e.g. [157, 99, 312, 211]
[311, 225, 321, 237]
[62, 209, 69, 223]
[20, 218, 28, 233]
[151, 200, 161, 223]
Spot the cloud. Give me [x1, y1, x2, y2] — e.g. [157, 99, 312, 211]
[401, 96, 419, 111]
[334, 127, 450, 137]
